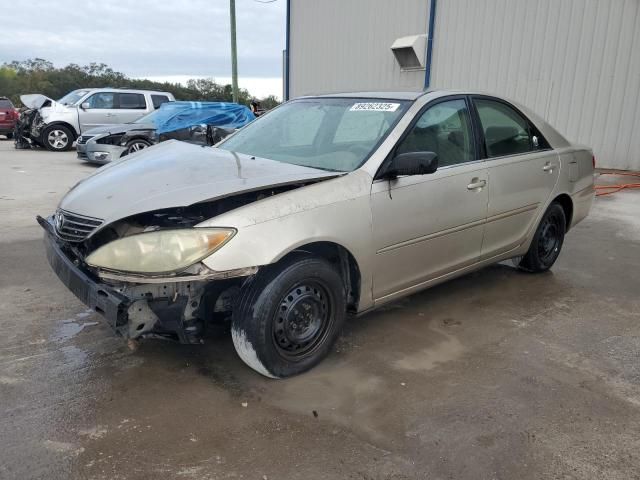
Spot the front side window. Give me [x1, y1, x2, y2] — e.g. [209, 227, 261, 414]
[118, 93, 146, 110]
[218, 98, 410, 172]
[475, 99, 533, 157]
[396, 99, 475, 167]
[86, 92, 115, 109]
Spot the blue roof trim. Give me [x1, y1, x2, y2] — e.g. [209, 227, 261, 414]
[424, 0, 437, 89]
[285, 0, 291, 100]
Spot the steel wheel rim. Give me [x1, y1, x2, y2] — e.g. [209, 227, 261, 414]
[47, 130, 68, 149]
[538, 212, 562, 264]
[272, 281, 334, 361]
[128, 141, 148, 153]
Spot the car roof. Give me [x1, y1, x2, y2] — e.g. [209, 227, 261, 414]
[304, 89, 513, 101]
[311, 91, 427, 100]
[77, 88, 172, 95]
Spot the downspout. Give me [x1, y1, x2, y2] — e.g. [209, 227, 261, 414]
[284, 0, 291, 100]
[424, 0, 437, 89]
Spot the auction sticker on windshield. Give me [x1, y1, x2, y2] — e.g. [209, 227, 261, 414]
[350, 102, 400, 112]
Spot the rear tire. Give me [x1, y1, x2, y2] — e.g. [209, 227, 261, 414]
[43, 125, 73, 151]
[518, 202, 566, 273]
[231, 256, 346, 378]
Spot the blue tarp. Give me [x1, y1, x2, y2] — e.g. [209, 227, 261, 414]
[147, 101, 255, 134]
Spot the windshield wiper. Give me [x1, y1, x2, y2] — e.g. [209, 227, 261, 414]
[309, 166, 345, 173]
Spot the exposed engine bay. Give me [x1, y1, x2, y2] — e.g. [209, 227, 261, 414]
[80, 183, 305, 255]
[14, 104, 46, 149]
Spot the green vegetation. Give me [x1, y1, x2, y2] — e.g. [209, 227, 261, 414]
[0, 58, 280, 109]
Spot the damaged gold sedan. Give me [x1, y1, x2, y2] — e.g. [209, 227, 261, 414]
[39, 91, 594, 378]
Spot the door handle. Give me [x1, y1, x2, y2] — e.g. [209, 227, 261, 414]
[105, 113, 115, 117]
[543, 162, 555, 172]
[467, 178, 486, 191]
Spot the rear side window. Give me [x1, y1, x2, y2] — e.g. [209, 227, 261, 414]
[151, 95, 170, 109]
[86, 92, 115, 109]
[474, 99, 534, 157]
[0, 99, 13, 108]
[118, 93, 146, 110]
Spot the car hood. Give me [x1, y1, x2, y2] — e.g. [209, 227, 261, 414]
[83, 123, 155, 137]
[59, 140, 340, 227]
[20, 94, 70, 112]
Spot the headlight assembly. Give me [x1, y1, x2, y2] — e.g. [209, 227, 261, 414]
[86, 228, 235, 274]
[96, 133, 124, 145]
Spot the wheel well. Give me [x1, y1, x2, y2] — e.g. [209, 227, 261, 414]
[43, 122, 78, 140]
[280, 242, 361, 313]
[553, 193, 573, 230]
[125, 136, 152, 144]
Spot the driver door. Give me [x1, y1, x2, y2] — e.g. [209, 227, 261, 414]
[78, 92, 119, 131]
[370, 97, 489, 302]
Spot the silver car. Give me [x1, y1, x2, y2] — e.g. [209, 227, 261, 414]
[39, 90, 594, 378]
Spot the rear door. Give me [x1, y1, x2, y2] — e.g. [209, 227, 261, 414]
[471, 96, 560, 259]
[116, 93, 148, 123]
[78, 92, 119, 131]
[371, 97, 489, 301]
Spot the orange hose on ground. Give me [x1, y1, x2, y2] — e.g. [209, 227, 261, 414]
[595, 171, 640, 197]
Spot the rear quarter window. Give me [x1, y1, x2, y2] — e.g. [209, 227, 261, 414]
[151, 95, 170, 109]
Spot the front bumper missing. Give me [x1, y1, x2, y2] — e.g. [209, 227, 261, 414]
[38, 215, 254, 344]
[41, 217, 129, 334]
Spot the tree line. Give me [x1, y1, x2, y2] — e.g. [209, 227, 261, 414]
[0, 58, 280, 109]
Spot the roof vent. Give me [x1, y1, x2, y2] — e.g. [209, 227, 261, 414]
[391, 34, 427, 71]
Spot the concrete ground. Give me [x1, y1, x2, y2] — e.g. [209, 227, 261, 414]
[1, 139, 639, 480]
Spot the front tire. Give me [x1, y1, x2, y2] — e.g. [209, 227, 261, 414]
[518, 202, 566, 272]
[124, 138, 151, 155]
[231, 256, 346, 378]
[6, 132, 13, 140]
[43, 125, 73, 151]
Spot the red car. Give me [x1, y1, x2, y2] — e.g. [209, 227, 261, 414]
[0, 97, 19, 139]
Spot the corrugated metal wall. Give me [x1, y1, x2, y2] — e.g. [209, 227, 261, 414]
[289, 0, 430, 97]
[289, 0, 640, 170]
[431, 0, 640, 171]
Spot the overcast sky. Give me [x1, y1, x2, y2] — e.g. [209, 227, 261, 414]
[0, 0, 286, 98]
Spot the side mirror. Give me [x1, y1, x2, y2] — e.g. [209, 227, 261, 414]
[380, 151, 438, 178]
[80, 102, 90, 110]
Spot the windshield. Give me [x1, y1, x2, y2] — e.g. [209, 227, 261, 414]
[58, 89, 92, 106]
[218, 98, 409, 172]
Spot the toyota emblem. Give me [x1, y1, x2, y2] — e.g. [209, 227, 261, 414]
[55, 211, 64, 231]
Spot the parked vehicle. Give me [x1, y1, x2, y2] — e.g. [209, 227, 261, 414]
[77, 101, 254, 164]
[18, 88, 174, 151]
[0, 97, 19, 139]
[38, 90, 594, 378]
